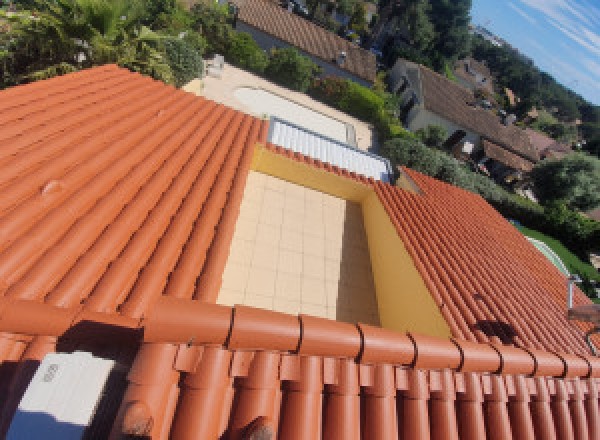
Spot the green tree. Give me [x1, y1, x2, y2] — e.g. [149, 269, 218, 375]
[226, 32, 268, 73]
[265, 48, 319, 92]
[190, 2, 233, 55]
[349, 2, 367, 33]
[415, 125, 447, 148]
[531, 153, 600, 211]
[427, 0, 471, 65]
[402, 0, 434, 53]
[164, 36, 203, 87]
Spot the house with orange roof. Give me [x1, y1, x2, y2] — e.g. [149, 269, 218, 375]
[0, 65, 599, 439]
[231, 0, 377, 86]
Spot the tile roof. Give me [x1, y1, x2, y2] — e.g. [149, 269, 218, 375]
[525, 128, 572, 160]
[235, 0, 377, 83]
[0, 66, 599, 439]
[483, 139, 535, 172]
[378, 167, 598, 354]
[268, 116, 392, 181]
[417, 65, 540, 163]
[453, 57, 494, 93]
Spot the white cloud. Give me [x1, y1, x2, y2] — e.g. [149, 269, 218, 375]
[508, 2, 538, 25]
[581, 58, 600, 77]
[518, 0, 600, 59]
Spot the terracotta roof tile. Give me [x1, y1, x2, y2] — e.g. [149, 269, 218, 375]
[235, 0, 376, 82]
[0, 67, 598, 439]
[417, 65, 539, 162]
[483, 139, 535, 172]
[377, 167, 598, 355]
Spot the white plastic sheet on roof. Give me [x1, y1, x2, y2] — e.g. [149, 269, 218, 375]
[269, 118, 391, 182]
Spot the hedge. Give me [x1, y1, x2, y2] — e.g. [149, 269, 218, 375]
[381, 137, 600, 259]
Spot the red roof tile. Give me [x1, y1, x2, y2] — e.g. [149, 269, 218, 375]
[377, 167, 597, 355]
[0, 66, 598, 439]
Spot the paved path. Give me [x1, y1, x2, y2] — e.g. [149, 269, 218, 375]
[182, 63, 377, 152]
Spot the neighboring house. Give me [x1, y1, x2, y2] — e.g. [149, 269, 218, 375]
[0, 66, 599, 439]
[453, 57, 494, 95]
[525, 128, 572, 160]
[233, 0, 377, 85]
[389, 59, 540, 182]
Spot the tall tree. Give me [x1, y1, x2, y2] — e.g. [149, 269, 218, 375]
[427, 0, 471, 65]
[402, 0, 434, 53]
[531, 153, 600, 211]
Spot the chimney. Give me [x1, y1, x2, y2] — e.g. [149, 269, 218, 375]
[337, 51, 347, 66]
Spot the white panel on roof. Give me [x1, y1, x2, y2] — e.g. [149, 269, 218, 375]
[7, 352, 115, 440]
[269, 118, 391, 181]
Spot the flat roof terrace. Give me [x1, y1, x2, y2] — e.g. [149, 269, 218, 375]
[218, 171, 380, 325]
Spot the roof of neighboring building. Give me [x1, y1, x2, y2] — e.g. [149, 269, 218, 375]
[234, 0, 377, 83]
[379, 167, 596, 354]
[524, 128, 572, 160]
[0, 66, 598, 439]
[268, 116, 392, 181]
[483, 139, 535, 172]
[453, 57, 494, 93]
[505, 87, 517, 106]
[416, 64, 540, 164]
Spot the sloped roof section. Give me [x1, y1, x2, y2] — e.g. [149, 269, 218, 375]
[483, 139, 535, 172]
[268, 116, 392, 181]
[0, 67, 599, 439]
[418, 65, 539, 163]
[0, 64, 266, 340]
[377, 167, 597, 355]
[235, 0, 377, 82]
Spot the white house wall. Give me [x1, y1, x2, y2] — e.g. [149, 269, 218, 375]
[236, 22, 372, 87]
[407, 107, 480, 146]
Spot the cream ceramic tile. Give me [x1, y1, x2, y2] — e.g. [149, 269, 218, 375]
[303, 254, 325, 279]
[233, 218, 258, 241]
[246, 170, 267, 187]
[274, 272, 302, 301]
[284, 196, 304, 214]
[244, 294, 274, 310]
[255, 223, 281, 247]
[282, 211, 304, 233]
[273, 297, 301, 315]
[246, 267, 276, 296]
[280, 230, 303, 252]
[221, 263, 250, 292]
[325, 260, 342, 283]
[251, 244, 279, 270]
[325, 239, 343, 261]
[303, 235, 325, 257]
[301, 303, 327, 317]
[259, 208, 284, 227]
[217, 288, 245, 307]
[263, 188, 285, 208]
[227, 239, 254, 266]
[265, 174, 286, 192]
[277, 249, 303, 275]
[301, 277, 326, 305]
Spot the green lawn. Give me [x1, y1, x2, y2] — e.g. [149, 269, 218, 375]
[517, 226, 600, 283]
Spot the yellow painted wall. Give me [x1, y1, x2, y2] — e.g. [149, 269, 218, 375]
[361, 191, 451, 338]
[252, 144, 450, 337]
[251, 145, 371, 203]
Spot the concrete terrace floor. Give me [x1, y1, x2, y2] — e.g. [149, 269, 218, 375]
[183, 63, 378, 152]
[218, 171, 380, 325]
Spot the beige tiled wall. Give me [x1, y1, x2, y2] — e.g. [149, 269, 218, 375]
[218, 171, 379, 325]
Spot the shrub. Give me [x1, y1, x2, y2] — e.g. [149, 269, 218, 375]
[415, 124, 447, 149]
[164, 37, 203, 87]
[381, 137, 600, 257]
[226, 32, 268, 73]
[265, 47, 319, 92]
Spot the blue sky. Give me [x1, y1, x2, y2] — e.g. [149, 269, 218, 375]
[471, 0, 600, 106]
